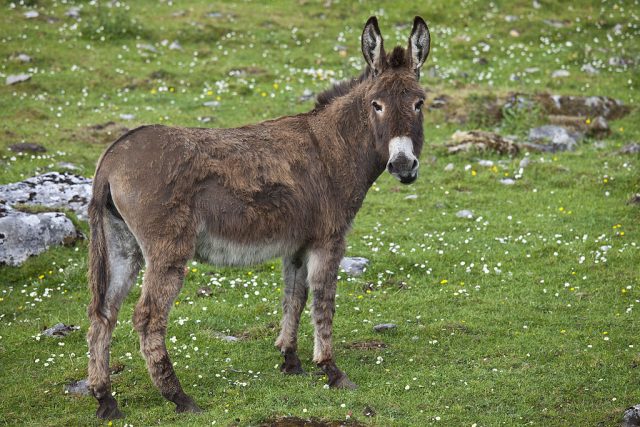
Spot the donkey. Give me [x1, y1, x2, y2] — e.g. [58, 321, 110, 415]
[87, 16, 430, 418]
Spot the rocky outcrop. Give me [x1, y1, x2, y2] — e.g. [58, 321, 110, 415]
[0, 172, 92, 220]
[0, 172, 91, 266]
[0, 204, 80, 266]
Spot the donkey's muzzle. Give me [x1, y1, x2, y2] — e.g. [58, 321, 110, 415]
[387, 155, 419, 184]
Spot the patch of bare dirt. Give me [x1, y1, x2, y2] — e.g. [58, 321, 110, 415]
[228, 66, 267, 76]
[446, 130, 520, 156]
[345, 340, 387, 350]
[73, 122, 129, 145]
[9, 142, 47, 153]
[259, 417, 365, 427]
[426, 91, 631, 125]
[535, 93, 631, 120]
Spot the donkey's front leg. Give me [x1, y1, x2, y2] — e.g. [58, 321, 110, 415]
[307, 246, 357, 389]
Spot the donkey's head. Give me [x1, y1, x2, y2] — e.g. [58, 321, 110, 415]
[361, 16, 430, 184]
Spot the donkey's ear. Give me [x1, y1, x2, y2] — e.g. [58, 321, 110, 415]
[408, 16, 430, 76]
[361, 16, 385, 76]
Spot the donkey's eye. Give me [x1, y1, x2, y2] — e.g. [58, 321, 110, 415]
[372, 101, 383, 112]
[414, 100, 424, 112]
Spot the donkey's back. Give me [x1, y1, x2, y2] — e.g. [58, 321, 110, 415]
[99, 120, 329, 248]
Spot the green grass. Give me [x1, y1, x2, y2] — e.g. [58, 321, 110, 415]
[1, 0, 639, 426]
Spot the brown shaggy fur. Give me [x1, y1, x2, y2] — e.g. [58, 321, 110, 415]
[86, 16, 431, 419]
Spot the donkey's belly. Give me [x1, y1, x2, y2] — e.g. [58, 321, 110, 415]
[195, 234, 294, 267]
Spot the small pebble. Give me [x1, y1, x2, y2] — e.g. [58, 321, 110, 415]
[456, 210, 474, 219]
[373, 323, 397, 332]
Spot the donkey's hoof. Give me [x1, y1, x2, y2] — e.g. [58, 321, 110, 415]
[96, 398, 124, 419]
[329, 374, 358, 390]
[280, 362, 306, 375]
[176, 400, 202, 414]
[280, 350, 306, 375]
[319, 361, 357, 390]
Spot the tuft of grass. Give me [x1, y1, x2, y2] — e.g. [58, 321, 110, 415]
[500, 101, 545, 137]
[80, 4, 149, 41]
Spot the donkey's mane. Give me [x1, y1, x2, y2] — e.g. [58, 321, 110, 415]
[314, 46, 410, 109]
[314, 66, 372, 108]
[387, 46, 409, 69]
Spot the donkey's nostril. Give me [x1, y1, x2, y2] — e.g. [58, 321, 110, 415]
[387, 162, 396, 173]
[411, 159, 419, 170]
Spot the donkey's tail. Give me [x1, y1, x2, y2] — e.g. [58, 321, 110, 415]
[87, 174, 111, 326]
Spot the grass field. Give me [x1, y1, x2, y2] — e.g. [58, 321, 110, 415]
[1, 0, 639, 426]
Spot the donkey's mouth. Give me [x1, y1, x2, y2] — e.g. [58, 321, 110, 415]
[394, 171, 418, 184]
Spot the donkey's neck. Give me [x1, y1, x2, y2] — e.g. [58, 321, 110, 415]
[308, 85, 386, 207]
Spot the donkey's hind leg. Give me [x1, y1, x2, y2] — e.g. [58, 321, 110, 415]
[133, 260, 201, 413]
[88, 215, 142, 419]
[275, 253, 309, 374]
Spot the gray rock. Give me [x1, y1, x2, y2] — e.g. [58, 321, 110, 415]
[65, 7, 81, 19]
[24, 10, 39, 19]
[373, 323, 397, 332]
[6, 74, 31, 85]
[404, 194, 418, 200]
[56, 162, 80, 171]
[16, 53, 32, 63]
[588, 116, 609, 138]
[203, 101, 220, 107]
[544, 19, 565, 28]
[299, 89, 314, 102]
[340, 256, 369, 276]
[503, 94, 534, 111]
[42, 323, 79, 338]
[609, 56, 631, 67]
[444, 163, 455, 172]
[478, 159, 494, 167]
[197, 286, 213, 297]
[456, 210, 474, 219]
[0, 172, 92, 220]
[619, 143, 640, 154]
[136, 43, 158, 53]
[119, 113, 135, 121]
[64, 379, 90, 396]
[581, 63, 598, 75]
[213, 332, 239, 342]
[0, 206, 80, 266]
[500, 178, 516, 185]
[551, 69, 570, 78]
[527, 125, 578, 152]
[593, 141, 607, 150]
[623, 404, 640, 427]
[518, 157, 531, 169]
